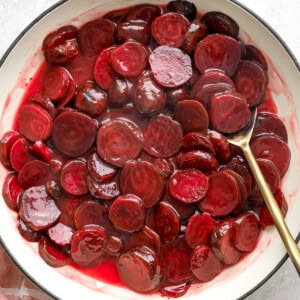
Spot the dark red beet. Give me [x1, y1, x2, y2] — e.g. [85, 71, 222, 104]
[126, 4, 162, 23]
[77, 19, 116, 57]
[169, 169, 208, 203]
[56, 71, 76, 108]
[29, 140, 52, 163]
[103, 8, 129, 24]
[207, 129, 231, 163]
[152, 158, 175, 178]
[107, 78, 131, 108]
[19, 104, 53, 142]
[19, 185, 61, 231]
[233, 212, 261, 252]
[166, 85, 189, 110]
[149, 45, 192, 88]
[242, 44, 268, 71]
[143, 115, 183, 158]
[110, 40, 149, 77]
[87, 175, 120, 200]
[2, 173, 23, 211]
[48, 222, 73, 246]
[18, 218, 42, 242]
[198, 171, 240, 217]
[151, 12, 190, 47]
[194, 33, 241, 76]
[10, 138, 28, 172]
[120, 160, 164, 208]
[106, 236, 125, 256]
[71, 225, 106, 266]
[97, 118, 142, 167]
[173, 100, 209, 133]
[190, 245, 222, 282]
[167, 0, 196, 21]
[185, 213, 217, 248]
[0, 130, 20, 168]
[52, 110, 96, 157]
[160, 282, 191, 298]
[118, 246, 163, 293]
[182, 132, 215, 154]
[46, 180, 61, 200]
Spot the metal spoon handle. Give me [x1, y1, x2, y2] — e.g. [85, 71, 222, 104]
[242, 143, 300, 275]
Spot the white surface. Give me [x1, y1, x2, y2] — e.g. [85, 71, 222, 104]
[0, 1, 299, 299]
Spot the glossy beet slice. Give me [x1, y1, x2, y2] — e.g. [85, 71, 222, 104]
[143, 115, 183, 158]
[48, 222, 73, 246]
[18, 218, 42, 242]
[160, 282, 191, 298]
[191, 245, 222, 282]
[56, 72, 76, 108]
[19, 185, 61, 231]
[207, 129, 231, 163]
[106, 236, 125, 256]
[233, 212, 261, 252]
[2, 173, 23, 211]
[250, 134, 291, 176]
[182, 132, 215, 153]
[120, 160, 164, 208]
[10, 138, 28, 172]
[126, 4, 162, 22]
[110, 41, 149, 77]
[186, 213, 217, 248]
[97, 118, 142, 167]
[151, 12, 190, 47]
[52, 110, 96, 157]
[167, 0, 197, 21]
[29, 141, 52, 163]
[87, 175, 120, 200]
[118, 246, 163, 293]
[103, 8, 128, 23]
[209, 91, 251, 134]
[149, 45, 192, 88]
[71, 225, 106, 266]
[0, 130, 20, 168]
[152, 158, 175, 179]
[211, 218, 242, 265]
[198, 171, 240, 217]
[169, 169, 208, 203]
[166, 85, 189, 110]
[242, 44, 268, 71]
[77, 19, 115, 57]
[107, 78, 131, 108]
[194, 33, 241, 76]
[19, 104, 53, 142]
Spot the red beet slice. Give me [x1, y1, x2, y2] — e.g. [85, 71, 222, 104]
[56, 72, 76, 108]
[107, 78, 131, 108]
[29, 140, 52, 163]
[87, 176, 120, 201]
[209, 90, 251, 134]
[19, 104, 53, 142]
[160, 282, 191, 298]
[191, 245, 222, 282]
[19, 185, 61, 231]
[143, 115, 183, 158]
[151, 12, 190, 47]
[207, 129, 231, 163]
[103, 8, 128, 23]
[153, 202, 180, 243]
[211, 218, 242, 265]
[77, 19, 116, 57]
[126, 4, 162, 22]
[48, 222, 73, 246]
[118, 246, 163, 293]
[97, 118, 142, 167]
[71, 225, 106, 266]
[0, 130, 20, 168]
[120, 160, 164, 208]
[167, 0, 196, 21]
[169, 169, 208, 204]
[185, 213, 217, 249]
[149, 45, 192, 88]
[18, 218, 42, 242]
[60, 159, 89, 196]
[166, 84, 189, 110]
[2, 173, 23, 211]
[194, 33, 241, 76]
[18, 160, 52, 189]
[173, 100, 209, 133]
[233, 212, 261, 252]
[52, 110, 96, 157]
[242, 44, 268, 71]
[10, 138, 28, 172]
[110, 41, 149, 77]
[250, 134, 291, 176]
[106, 236, 125, 256]
[152, 158, 175, 179]
[198, 171, 240, 217]
[39, 236, 70, 267]
[182, 132, 215, 153]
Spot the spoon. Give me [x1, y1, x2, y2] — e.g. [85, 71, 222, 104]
[226, 108, 300, 274]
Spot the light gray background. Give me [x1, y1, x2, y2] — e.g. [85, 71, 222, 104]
[0, 1, 299, 299]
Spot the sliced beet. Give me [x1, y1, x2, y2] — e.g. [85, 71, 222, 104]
[166, 84, 189, 110]
[118, 246, 163, 293]
[233, 60, 268, 107]
[160, 282, 191, 298]
[87, 175, 120, 200]
[2, 173, 23, 211]
[97, 118, 142, 167]
[250, 134, 291, 176]
[19, 104, 53, 142]
[153, 202, 180, 243]
[149, 45, 192, 88]
[107, 78, 131, 108]
[60, 159, 89, 196]
[173, 100, 209, 133]
[29, 140, 52, 163]
[151, 12, 190, 47]
[191, 245, 222, 282]
[125, 4, 162, 23]
[110, 41, 149, 77]
[10, 138, 28, 172]
[52, 110, 96, 157]
[120, 160, 164, 208]
[19, 185, 61, 231]
[18, 218, 42, 242]
[0, 130, 20, 168]
[209, 90, 251, 134]
[242, 44, 268, 71]
[77, 19, 116, 57]
[106, 236, 125, 256]
[198, 171, 240, 217]
[56, 71, 76, 109]
[233, 212, 261, 252]
[169, 169, 208, 204]
[103, 8, 129, 24]
[152, 158, 175, 179]
[185, 213, 217, 249]
[143, 115, 183, 158]
[48, 222, 74, 246]
[194, 33, 241, 76]
[167, 0, 196, 21]
[182, 132, 215, 154]
[207, 129, 231, 163]
[71, 225, 106, 266]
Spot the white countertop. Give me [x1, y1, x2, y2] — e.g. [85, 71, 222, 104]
[0, 1, 299, 299]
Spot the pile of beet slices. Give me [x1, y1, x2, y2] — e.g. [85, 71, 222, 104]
[0, 0, 291, 297]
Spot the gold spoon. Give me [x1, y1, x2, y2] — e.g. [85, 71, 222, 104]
[226, 108, 300, 274]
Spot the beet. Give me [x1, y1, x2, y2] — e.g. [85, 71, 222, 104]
[56, 72, 76, 108]
[18, 219, 42, 242]
[207, 129, 231, 163]
[160, 282, 191, 298]
[103, 8, 129, 24]
[0, 130, 20, 168]
[29, 140, 52, 163]
[242, 44, 268, 71]
[182, 132, 215, 154]
[166, 85, 189, 110]
[2, 173, 23, 211]
[48, 222, 73, 246]
[87, 175, 120, 200]
[107, 78, 131, 108]
[10, 138, 28, 172]
[126, 4, 162, 23]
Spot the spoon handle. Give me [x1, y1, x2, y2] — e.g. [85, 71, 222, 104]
[242, 143, 300, 275]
